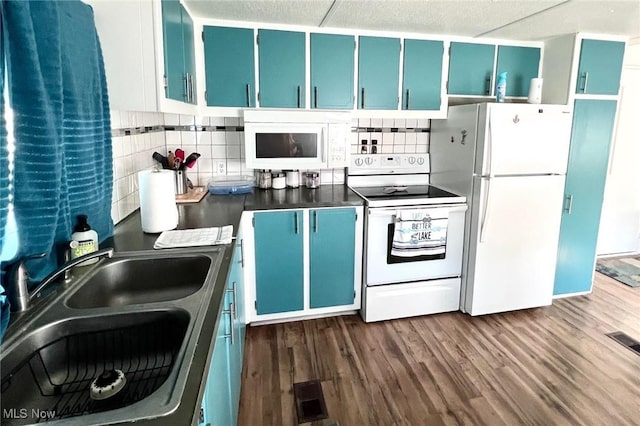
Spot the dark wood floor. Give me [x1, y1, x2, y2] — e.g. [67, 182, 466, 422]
[238, 273, 640, 425]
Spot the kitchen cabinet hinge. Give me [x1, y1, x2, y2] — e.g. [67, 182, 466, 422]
[355, 212, 358, 221]
[199, 408, 204, 424]
[201, 31, 204, 42]
[397, 96, 400, 107]
[252, 217, 255, 227]
[254, 300, 257, 310]
[163, 75, 167, 89]
[257, 92, 261, 104]
[353, 290, 356, 301]
[256, 34, 259, 45]
[204, 90, 207, 102]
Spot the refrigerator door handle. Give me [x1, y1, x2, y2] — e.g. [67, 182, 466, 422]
[479, 177, 492, 243]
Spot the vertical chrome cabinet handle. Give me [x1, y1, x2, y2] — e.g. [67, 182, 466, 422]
[183, 74, 189, 101]
[314, 86, 318, 108]
[189, 74, 194, 103]
[294, 212, 299, 234]
[223, 305, 234, 344]
[246, 84, 251, 107]
[581, 72, 589, 93]
[297, 85, 301, 108]
[314, 211, 319, 233]
[405, 89, 410, 109]
[564, 195, 574, 214]
[226, 283, 237, 319]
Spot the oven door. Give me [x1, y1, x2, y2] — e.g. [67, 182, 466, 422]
[365, 203, 467, 285]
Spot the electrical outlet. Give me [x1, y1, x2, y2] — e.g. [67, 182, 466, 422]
[215, 160, 226, 175]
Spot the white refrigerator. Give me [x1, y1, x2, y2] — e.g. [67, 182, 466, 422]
[430, 103, 573, 316]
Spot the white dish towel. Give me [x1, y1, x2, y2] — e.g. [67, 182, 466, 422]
[391, 210, 448, 257]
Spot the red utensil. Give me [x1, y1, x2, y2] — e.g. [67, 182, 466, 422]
[175, 148, 185, 161]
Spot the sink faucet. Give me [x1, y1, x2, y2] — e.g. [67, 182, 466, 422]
[7, 248, 114, 312]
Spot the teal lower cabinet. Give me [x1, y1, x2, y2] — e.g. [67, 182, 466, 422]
[554, 100, 618, 296]
[309, 208, 357, 308]
[254, 210, 304, 314]
[202, 237, 246, 426]
[202, 293, 232, 426]
[228, 237, 246, 425]
[250, 207, 363, 321]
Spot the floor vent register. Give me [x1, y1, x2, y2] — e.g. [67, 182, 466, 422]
[293, 380, 332, 425]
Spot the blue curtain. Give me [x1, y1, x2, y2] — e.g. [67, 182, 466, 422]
[1, 0, 113, 283]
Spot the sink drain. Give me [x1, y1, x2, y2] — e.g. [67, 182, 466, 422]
[90, 369, 127, 400]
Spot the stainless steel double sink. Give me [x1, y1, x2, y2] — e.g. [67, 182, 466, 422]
[0, 247, 224, 425]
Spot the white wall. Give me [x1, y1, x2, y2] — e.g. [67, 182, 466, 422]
[597, 41, 640, 255]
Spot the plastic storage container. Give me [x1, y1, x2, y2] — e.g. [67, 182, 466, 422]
[208, 175, 255, 195]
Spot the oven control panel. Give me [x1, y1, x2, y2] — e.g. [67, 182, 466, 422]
[349, 154, 429, 174]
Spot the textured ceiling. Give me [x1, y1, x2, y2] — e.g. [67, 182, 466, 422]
[184, 0, 640, 41]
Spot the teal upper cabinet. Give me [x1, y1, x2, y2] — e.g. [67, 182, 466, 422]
[554, 100, 618, 296]
[575, 39, 625, 95]
[309, 209, 356, 309]
[258, 29, 306, 108]
[254, 210, 304, 314]
[358, 36, 401, 109]
[496, 45, 540, 97]
[161, 0, 196, 104]
[448, 42, 495, 96]
[402, 39, 444, 110]
[204, 26, 255, 107]
[310, 33, 355, 109]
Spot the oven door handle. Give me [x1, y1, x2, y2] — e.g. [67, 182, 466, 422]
[367, 204, 468, 217]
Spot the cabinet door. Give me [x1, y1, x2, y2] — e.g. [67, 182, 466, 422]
[161, 0, 185, 102]
[358, 36, 401, 109]
[181, 4, 196, 104]
[254, 211, 304, 314]
[228, 239, 245, 426]
[402, 39, 443, 110]
[576, 39, 625, 95]
[309, 208, 356, 309]
[310, 33, 354, 109]
[554, 100, 618, 296]
[203, 298, 232, 426]
[448, 42, 495, 96]
[204, 26, 255, 107]
[496, 45, 540, 97]
[258, 29, 305, 108]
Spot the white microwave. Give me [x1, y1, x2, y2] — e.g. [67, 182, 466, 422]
[243, 110, 351, 170]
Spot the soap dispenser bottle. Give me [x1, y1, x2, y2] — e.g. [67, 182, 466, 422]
[70, 215, 99, 265]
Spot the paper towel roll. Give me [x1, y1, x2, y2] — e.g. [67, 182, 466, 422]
[527, 78, 543, 104]
[138, 169, 178, 233]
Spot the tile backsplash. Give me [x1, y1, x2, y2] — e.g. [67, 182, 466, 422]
[110, 112, 431, 224]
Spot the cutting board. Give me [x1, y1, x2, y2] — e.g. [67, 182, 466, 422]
[176, 187, 207, 204]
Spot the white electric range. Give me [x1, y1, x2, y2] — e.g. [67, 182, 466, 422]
[348, 154, 468, 322]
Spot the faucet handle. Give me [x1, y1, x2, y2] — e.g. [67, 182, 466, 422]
[7, 252, 46, 312]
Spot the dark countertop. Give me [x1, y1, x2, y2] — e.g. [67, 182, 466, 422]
[103, 185, 363, 425]
[244, 184, 364, 210]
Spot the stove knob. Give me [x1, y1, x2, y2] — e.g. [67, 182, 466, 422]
[408, 156, 416, 165]
[355, 158, 363, 166]
[365, 157, 374, 166]
[417, 157, 425, 165]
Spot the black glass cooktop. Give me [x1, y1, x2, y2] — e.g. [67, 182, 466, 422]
[353, 185, 460, 199]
